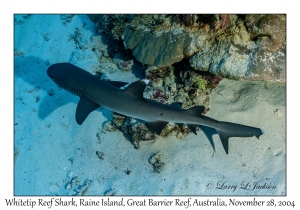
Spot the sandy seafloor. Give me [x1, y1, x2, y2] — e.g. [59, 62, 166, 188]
[14, 14, 286, 196]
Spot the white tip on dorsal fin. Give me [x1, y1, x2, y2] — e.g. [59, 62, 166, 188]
[108, 81, 129, 88]
[142, 79, 150, 85]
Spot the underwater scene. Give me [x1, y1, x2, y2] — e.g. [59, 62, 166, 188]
[14, 14, 286, 196]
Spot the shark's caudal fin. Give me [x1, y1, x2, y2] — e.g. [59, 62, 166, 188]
[215, 121, 264, 154]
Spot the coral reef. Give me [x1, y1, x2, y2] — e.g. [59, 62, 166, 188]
[252, 15, 285, 52]
[246, 45, 285, 82]
[106, 61, 221, 147]
[89, 14, 133, 40]
[68, 28, 83, 49]
[173, 14, 199, 27]
[144, 64, 220, 111]
[109, 113, 156, 149]
[193, 75, 207, 90]
[190, 20, 258, 79]
[148, 152, 165, 173]
[113, 51, 134, 72]
[220, 14, 231, 30]
[88, 14, 285, 149]
[90, 36, 120, 74]
[246, 14, 286, 82]
[90, 14, 285, 82]
[190, 14, 286, 82]
[121, 24, 206, 67]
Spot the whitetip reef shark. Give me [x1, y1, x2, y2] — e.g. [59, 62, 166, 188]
[47, 63, 264, 154]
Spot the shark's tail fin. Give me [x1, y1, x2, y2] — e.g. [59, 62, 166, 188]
[215, 121, 264, 154]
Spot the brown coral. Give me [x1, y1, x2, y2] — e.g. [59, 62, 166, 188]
[122, 24, 196, 67]
[220, 14, 230, 30]
[253, 14, 286, 52]
[173, 14, 196, 27]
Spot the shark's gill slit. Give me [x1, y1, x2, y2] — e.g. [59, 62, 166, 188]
[72, 88, 82, 97]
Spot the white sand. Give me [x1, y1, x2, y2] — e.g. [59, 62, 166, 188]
[14, 14, 286, 196]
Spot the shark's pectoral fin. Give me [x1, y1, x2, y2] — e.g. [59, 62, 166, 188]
[176, 123, 198, 135]
[187, 124, 198, 135]
[76, 96, 100, 125]
[217, 130, 230, 154]
[123, 80, 147, 101]
[147, 121, 169, 135]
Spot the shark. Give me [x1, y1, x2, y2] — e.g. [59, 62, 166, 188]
[47, 62, 264, 154]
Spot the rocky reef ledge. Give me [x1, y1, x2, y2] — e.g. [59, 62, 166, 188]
[89, 14, 286, 82]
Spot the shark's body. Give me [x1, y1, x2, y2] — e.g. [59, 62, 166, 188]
[47, 63, 264, 154]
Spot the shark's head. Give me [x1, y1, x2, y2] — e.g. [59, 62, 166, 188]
[47, 63, 74, 93]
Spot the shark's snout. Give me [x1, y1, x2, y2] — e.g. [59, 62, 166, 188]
[47, 63, 70, 89]
[47, 63, 62, 80]
[47, 63, 73, 83]
[46, 65, 53, 78]
[47, 63, 87, 95]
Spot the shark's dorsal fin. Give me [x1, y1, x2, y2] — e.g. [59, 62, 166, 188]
[76, 96, 100, 125]
[108, 81, 129, 88]
[147, 121, 169, 134]
[186, 106, 205, 116]
[123, 80, 146, 100]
